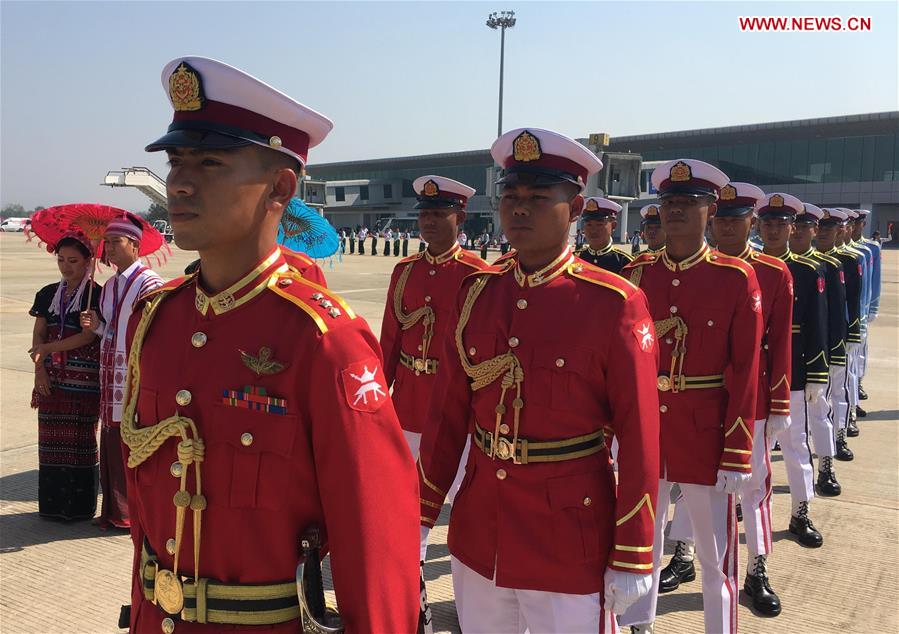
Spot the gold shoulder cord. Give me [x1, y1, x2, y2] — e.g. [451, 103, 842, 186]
[120, 295, 206, 606]
[454, 276, 524, 462]
[394, 261, 436, 362]
[654, 316, 689, 393]
[628, 267, 643, 288]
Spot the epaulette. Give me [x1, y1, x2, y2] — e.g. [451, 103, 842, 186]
[281, 247, 316, 270]
[138, 272, 196, 303]
[790, 253, 822, 272]
[750, 250, 790, 272]
[398, 251, 424, 264]
[706, 252, 751, 276]
[465, 257, 515, 280]
[491, 249, 517, 265]
[567, 261, 636, 300]
[622, 252, 659, 270]
[267, 271, 355, 334]
[811, 251, 841, 267]
[454, 249, 489, 270]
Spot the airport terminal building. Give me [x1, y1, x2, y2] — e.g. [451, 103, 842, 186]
[308, 111, 899, 241]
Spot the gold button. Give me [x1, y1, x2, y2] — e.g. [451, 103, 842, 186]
[657, 376, 671, 392]
[496, 468, 507, 480]
[278, 278, 293, 287]
[555, 358, 565, 368]
[166, 538, 176, 555]
[418, 345, 423, 351]
[170, 462, 183, 478]
[161, 617, 175, 634]
[672, 279, 681, 286]
[660, 405, 668, 413]
[191, 332, 207, 348]
[707, 320, 714, 326]
[764, 344, 769, 350]
[429, 270, 436, 276]
[508, 336, 520, 348]
[499, 423, 510, 434]
[175, 390, 192, 406]
[665, 338, 673, 345]
[468, 347, 477, 356]
[425, 295, 432, 302]
[669, 306, 678, 314]
[240, 432, 254, 447]
[517, 299, 528, 310]
[583, 497, 592, 507]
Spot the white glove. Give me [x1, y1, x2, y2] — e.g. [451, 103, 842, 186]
[715, 469, 751, 494]
[604, 568, 653, 615]
[420, 526, 430, 562]
[805, 383, 827, 402]
[766, 414, 790, 438]
[868, 312, 878, 323]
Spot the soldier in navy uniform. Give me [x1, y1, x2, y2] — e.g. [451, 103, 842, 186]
[639, 204, 666, 253]
[790, 203, 844, 495]
[575, 197, 634, 273]
[757, 193, 828, 549]
[819, 208, 862, 461]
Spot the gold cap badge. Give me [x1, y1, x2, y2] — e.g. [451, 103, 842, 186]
[169, 62, 205, 112]
[645, 205, 659, 216]
[720, 185, 737, 201]
[669, 161, 692, 182]
[823, 209, 831, 219]
[422, 179, 439, 197]
[585, 199, 600, 212]
[512, 130, 542, 163]
[770, 194, 784, 208]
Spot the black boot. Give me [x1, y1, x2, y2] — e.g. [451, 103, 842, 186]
[835, 429, 854, 461]
[658, 541, 695, 593]
[858, 382, 868, 400]
[736, 503, 743, 523]
[743, 555, 782, 616]
[816, 456, 842, 497]
[789, 501, 823, 548]
[856, 404, 867, 418]
[847, 411, 860, 437]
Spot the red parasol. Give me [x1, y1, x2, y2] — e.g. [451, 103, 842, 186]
[26, 204, 170, 266]
[26, 204, 171, 309]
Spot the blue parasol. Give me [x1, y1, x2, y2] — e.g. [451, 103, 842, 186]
[277, 198, 339, 259]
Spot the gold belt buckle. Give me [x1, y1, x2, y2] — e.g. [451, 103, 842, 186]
[154, 568, 185, 615]
[657, 376, 671, 392]
[494, 437, 514, 461]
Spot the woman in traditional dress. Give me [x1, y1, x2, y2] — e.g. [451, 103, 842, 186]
[29, 233, 102, 521]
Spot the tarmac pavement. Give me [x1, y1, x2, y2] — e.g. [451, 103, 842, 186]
[1, 232, 896, 633]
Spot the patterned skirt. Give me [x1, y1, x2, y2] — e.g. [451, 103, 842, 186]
[31, 333, 101, 521]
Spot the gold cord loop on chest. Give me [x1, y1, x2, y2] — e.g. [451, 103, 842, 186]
[394, 261, 437, 365]
[654, 316, 689, 393]
[120, 295, 206, 610]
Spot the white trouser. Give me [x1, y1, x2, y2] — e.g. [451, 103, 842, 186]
[669, 420, 772, 558]
[860, 330, 869, 379]
[619, 479, 739, 634]
[807, 383, 836, 460]
[829, 365, 849, 432]
[450, 557, 616, 634]
[772, 392, 815, 511]
[846, 346, 860, 411]
[404, 431, 471, 504]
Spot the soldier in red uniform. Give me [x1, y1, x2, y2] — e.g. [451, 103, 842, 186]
[619, 160, 763, 634]
[575, 197, 634, 273]
[380, 175, 487, 462]
[662, 182, 793, 617]
[418, 127, 660, 632]
[121, 56, 420, 634]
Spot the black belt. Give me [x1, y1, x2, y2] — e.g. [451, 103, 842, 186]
[141, 542, 299, 625]
[473, 423, 605, 464]
[400, 351, 439, 375]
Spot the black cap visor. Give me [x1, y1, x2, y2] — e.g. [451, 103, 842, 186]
[582, 212, 614, 222]
[145, 120, 264, 152]
[715, 205, 755, 218]
[758, 210, 794, 221]
[414, 197, 463, 210]
[659, 185, 717, 198]
[794, 216, 819, 225]
[497, 165, 582, 189]
[641, 217, 662, 225]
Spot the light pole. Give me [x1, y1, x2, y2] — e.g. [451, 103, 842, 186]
[486, 10, 516, 138]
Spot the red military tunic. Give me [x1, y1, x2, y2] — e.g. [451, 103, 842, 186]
[733, 246, 793, 419]
[122, 246, 419, 633]
[281, 246, 328, 287]
[380, 243, 487, 433]
[418, 248, 660, 594]
[622, 244, 762, 485]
